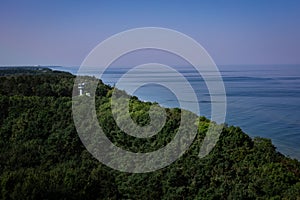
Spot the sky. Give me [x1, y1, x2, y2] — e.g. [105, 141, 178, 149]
[0, 0, 300, 66]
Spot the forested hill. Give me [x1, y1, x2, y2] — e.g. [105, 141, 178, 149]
[0, 67, 300, 199]
[0, 66, 71, 76]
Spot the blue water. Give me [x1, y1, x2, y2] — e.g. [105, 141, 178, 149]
[52, 65, 300, 159]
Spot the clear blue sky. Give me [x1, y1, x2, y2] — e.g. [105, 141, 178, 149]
[1, 0, 299, 66]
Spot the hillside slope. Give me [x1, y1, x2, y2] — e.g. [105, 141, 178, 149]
[0, 68, 299, 199]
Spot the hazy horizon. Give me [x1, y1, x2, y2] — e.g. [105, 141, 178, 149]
[1, 0, 300, 66]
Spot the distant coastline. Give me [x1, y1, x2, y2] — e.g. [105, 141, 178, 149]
[1, 65, 300, 160]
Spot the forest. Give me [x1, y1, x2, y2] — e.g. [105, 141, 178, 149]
[0, 67, 300, 199]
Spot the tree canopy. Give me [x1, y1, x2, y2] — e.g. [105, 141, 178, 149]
[0, 67, 299, 199]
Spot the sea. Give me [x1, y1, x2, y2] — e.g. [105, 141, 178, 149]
[51, 64, 300, 160]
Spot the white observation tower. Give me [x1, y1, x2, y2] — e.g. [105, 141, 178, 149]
[78, 83, 85, 96]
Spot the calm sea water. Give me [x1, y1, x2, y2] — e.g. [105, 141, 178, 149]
[52, 65, 300, 160]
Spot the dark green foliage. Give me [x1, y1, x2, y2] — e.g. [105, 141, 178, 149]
[0, 68, 299, 199]
[0, 67, 68, 76]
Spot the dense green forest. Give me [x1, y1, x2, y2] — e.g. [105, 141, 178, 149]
[0, 67, 300, 199]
